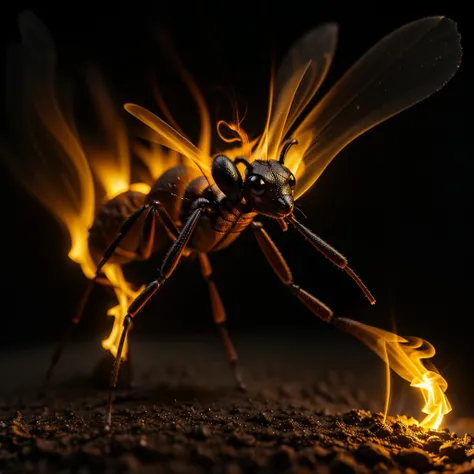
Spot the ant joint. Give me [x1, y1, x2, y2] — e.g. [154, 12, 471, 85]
[288, 283, 301, 296]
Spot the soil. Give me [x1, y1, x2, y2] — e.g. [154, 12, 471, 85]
[1, 334, 473, 474]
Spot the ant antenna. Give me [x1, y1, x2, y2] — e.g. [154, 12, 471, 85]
[279, 138, 298, 164]
[294, 205, 308, 220]
[234, 156, 252, 169]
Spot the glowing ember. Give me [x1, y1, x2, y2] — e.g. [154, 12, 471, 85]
[337, 318, 451, 430]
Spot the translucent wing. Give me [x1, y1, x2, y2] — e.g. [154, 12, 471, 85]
[125, 103, 214, 182]
[1, 10, 96, 237]
[277, 17, 462, 200]
[124, 25, 338, 182]
[257, 23, 338, 160]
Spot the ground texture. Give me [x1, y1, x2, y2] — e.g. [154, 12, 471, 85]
[1, 335, 473, 473]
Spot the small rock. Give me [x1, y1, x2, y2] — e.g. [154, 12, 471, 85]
[369, 420, 394, 438]
[397, 448, 432, 472]
[464, 434, 473, 446]
[392, 434, 422, 448]
[343, 409, 365, 425]
[430, 429, 452, 441]
[355, 442, 392, 467]
[424, 436, 444, 453]
[440, 441, 467, 462]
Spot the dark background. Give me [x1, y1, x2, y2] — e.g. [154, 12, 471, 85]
[0, 2, 471, 413]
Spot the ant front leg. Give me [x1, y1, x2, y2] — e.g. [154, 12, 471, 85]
[198, 253, 246, 392]
[41, 200, 178, 395]
[105, 200, 209, 428]
[251, 222, 334, 324]
[286, 215, 375, 305]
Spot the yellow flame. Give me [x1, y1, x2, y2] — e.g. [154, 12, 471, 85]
[338, 318, 451, 430]
[3, 46, 182, 360]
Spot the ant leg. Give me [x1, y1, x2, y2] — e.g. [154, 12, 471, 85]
[79, 200, 178, 326]
[38, 276, 114, 396]
[137, 201, 180, 260]
[105, 202, 207, 428]
[251, 222, 334, 324]
[41, 200, 178, 394]
[286, 215, 376, 305]
[198, 253, 246, 392]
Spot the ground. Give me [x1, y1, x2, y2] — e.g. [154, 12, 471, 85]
[1, 333, 473, 473]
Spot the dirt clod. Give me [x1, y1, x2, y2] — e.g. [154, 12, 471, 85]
[440, 440, 468, 462]
[355, 442, 392, 467]
[397, 447, 432, 471]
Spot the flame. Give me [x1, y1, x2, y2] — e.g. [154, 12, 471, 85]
[337, 318, 451, 430]
[63, 73, 186, 360]
[1, 17, 182, 361]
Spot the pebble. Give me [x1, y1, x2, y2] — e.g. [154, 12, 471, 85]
[397, 448, 432, 471]
[355, 442, 392, 466]
[424, 435, 444, 453]
[440, 441, 468, 462]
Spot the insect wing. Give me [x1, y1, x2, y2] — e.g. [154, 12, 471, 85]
[125, 103, 214, 181]
[283, 17, 462, 200]
[256, 23, 338, 161]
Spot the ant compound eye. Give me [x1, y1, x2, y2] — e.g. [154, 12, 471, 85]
[288, 173, 296, 190]
[247, 175, 266, 195]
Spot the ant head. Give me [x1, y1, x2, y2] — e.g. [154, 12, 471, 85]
[240, 139, 297, 218]
[211, 139, 298, 218]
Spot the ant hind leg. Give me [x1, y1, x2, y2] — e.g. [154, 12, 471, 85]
[198, 253, 246, 392]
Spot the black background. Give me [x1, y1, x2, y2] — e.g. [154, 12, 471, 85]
[0, 3, 471, 411]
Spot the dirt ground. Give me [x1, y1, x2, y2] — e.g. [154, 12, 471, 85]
[1, 333, 473, 473]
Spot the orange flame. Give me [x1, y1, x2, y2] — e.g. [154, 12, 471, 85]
[337, 318, 451, 430]
[0, 13, 182, 361]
